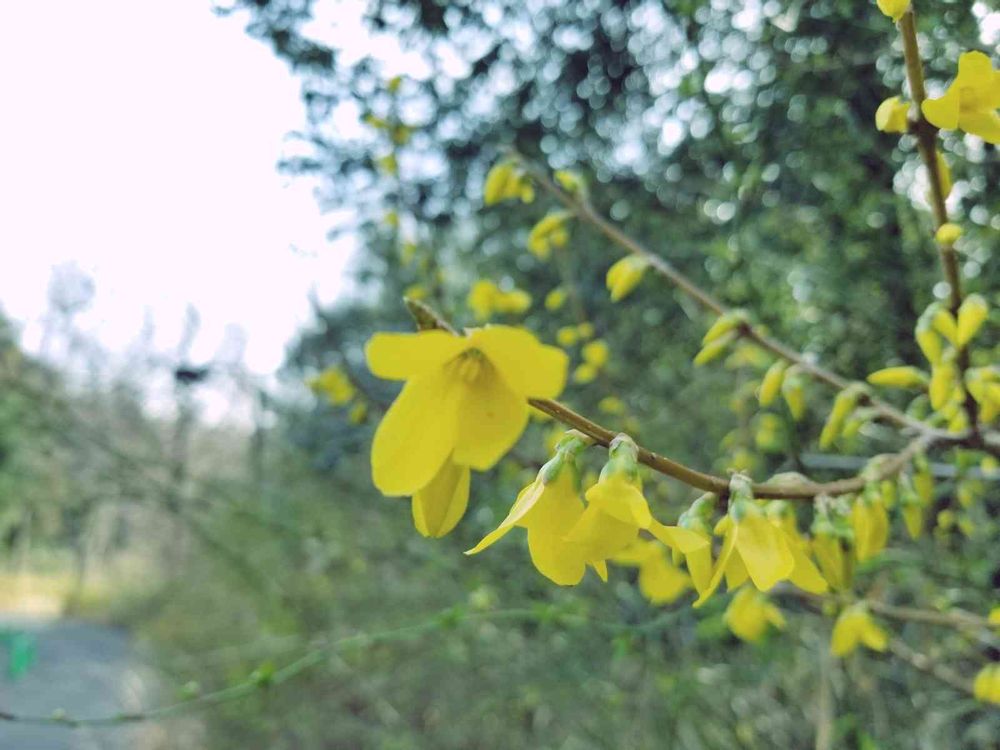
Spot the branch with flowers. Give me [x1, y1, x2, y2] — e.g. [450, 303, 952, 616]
[337, 0, 1000, 711]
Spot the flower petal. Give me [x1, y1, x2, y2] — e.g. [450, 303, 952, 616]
[585, 477, 652, 528]
[371, 370, 459, 495]
[638, 554, 690, 605]
[465, 480, 544, 555]
[365, 331, 469, 380]
[957, 110, 1000, 145]
[452, 363, 529, 470]
[411, 461, 470, 538]
[922, 87, 961, 130]
[734, 514, 795, 592]
[468, 326, 569, 399]
[527, 527, 587, 585]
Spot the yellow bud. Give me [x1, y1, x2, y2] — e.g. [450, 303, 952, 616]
[875, 96, 910, 133]
[935, 223, 962, 245]
[781, 368, 807, 421]
[598, 396, 625, 415]
[467, 279, 498, 321]
[932, 307, 958, 345]
[582, 340, 609, 368]
[554, 169, 585, 194]
[404, 283, 428, 300]
[934, 150, 952, 200]
[902, 503, 924, 539]
[572, 363, 598, 384]
[867, 366, 928, 389]
[876, 0, 910, 22]
[483, 161, 516, 206]
[556, 326, 579, 347]
[576, 322, 595, 339]
[545, 287, 567, 311]
[929, 363, 957, 411]
[694, 331, 737, 366]
[606, 256, 650, 302]
[956, 294, 988, 349]
[702, 310, 747, 346]
[915, 326, 943, 365]
[819, 386, 863, 449]
[759, 361, 787, 407]
[973, 664, 1000, 706]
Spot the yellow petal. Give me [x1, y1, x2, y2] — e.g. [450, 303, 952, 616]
[526, 526, 587, 585]
[922, 86, 961, 131]
[452, 363, 529, 470]
[694, 527, 737, 608]
[565, 505, 639, 561]
[831, 609, 862, 656]
[412, 461, 470, 538]
[960, 110, 1000, 144]
[365, 331, 468, 380]
[465, 480, 545, 555]
[648, 522, 711, 555]
[956, 294, 989, 348]
[469, 326, 569, 399]
[585, 476, 652, 529]
[784, 530, 829, 594]
[734, 513, 795, 592]
[638, 553, 690, 605]
[371, 370, 459, 495]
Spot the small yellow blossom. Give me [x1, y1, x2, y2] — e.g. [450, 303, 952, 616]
[573, 363, 598, 384]
[989, 607, 1000, 627]
[921, 51, 1000, 144]
[956, 294, 988, 349]
[599, 396, 626, 415]
[554, 169, 586, 194]
[724, 588, 786, 643]
[935, 223, 962, 245]
[606, 256, 650, 302]
[759, 361, 787, 407]
[527, 211, 572, 260]
[412, 459, 470, 538]
[693, 331, 737, 367]
[467, 280, 531, 321]
[819, 384, 864, 449]
[576, 322, 595, 339]
[973, 664, 1000, 705]
[366, 326, 568, 498]
[556, 326, 579, 347]
[867, 366, 928, 389]
[875, 96, 910, 133]
[582, 340, 609, 368]
[781, 367, 807, 420]
[831, 604, 888, 656]
[545, 288, 568, 311]
[404, 283, 428, 301]
[484, 160, 535, 205]
[308, 366, 356, 405]
[612, 540, 690, 605]
[494, 288, 532, 315]
[850, 488, 890, 562]
[875, 0, 909, 23]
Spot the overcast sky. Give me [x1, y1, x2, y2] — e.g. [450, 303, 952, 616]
[0, 0, 352, 375]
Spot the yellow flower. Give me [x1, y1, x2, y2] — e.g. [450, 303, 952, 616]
[467, 280, 499, 321]
[694, 496, 795, 607]
[582, 340, 609, 368]
[831, 604, 888, 656]
[308, 366, 356, 405]
[693, 331, 737, 367]
[867, 366, 928, 389]
[819, 384, 864, 449]
[576, 322, 595, 339]
[612, 540, 690, 605]
[758, 361, 787, 407]
[366, 326, 568, 497]
[494, 288, 532, 315]
[875, 96, 910, 133]
[724, 587, 786, 643]
[483, 160, 534, 205]
[404, 283, 428, 301]
[781, 366, 807, 421]
[921, 51, 1000, 144]
[554, 169, 585, 195]
[573, 363, 598, 384]
[606, 256, 650, 302]
[649, 519, 714, 596]
[989, 607, 1000, 627]
[527, 211, 572, 260]
[934, 150, 952, 199]
[973, 664, 1000, 705]
[556, 326, 579, 347]
[765, 500, 828, 595]
[812, 528, 854, 592]
[850, 488, 890, 562]
[412, 458, 470, 538]
[545, 287, 568, 311]
[875, 0, 909, 23]
[935, 223, 962, 245]
[467, 434, 595, 585]
[956, 294, 988, 349]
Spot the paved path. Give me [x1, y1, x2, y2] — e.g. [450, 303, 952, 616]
[0, 615, 159, 750]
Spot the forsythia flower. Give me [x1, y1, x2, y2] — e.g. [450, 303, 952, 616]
[973, 664, 1000, 705]
[819, 384, 865, 449]
[781, 366, 807, 421]
[811, 512, 854, 592]
[875, 96, 910, 132]
[850, 484, 890, 562]
[831, 604, 888, 656]
[582, 340, 609, 368]
[412, 458, 471, 538]
[598, 396, 625, 415]
[527, 211, 572, 260]
[308, 366, 356, 405]
[467, 280, 532, 321]
[545, 287, 568, 311]
[875, 0, 909, 23]
[764, 499, 828, 595]
[366, 325, 568, 500]
[935, 222, 962, 245]
[576, 322, 595, 339]
[724, 587, 786, 643]
[956, 294, 988, 349]
[556, 326, 579, 346]
[612, 540, 690, 605]
[867, 366, 928, 389]
[759, 361, 787, 407]
[573, 363, 598, 384]
[483, 160, 535, 204]
[467, 433, 595, 585]
[606, 256, 650, 302]
[921, 51, 1000, 145]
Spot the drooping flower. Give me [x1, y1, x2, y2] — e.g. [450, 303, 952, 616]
[921, 51, 1000, 144]
[649, 494, 716, 596]
[831, 604, 888, 656]
[606, 256, 650, 302]
[412, 458, 471, 538]
[811, 510, 854, 592]
[545, 287, 568, 311]
[366, 326, 568, 498]
[308, 366, 356, 405]
[724, 587, 786, 643]
[467, 432, 594, 585]
[934, 222, 962, 245]
[527, 211, 572, 260]
[582, 340, 609, 369]
[850, 483, 890, 562]
[466, 280, 532, 321]
[764, 499, 828, 594]
[866, 366, 928, 389]
[956, 294, 988, 349]
[973, 664, 1000, 705]
[483, 160, 535, 205]
[758, 361, 787, 407]
[612, 539, 690, 605]
[875, 96, 910, 133]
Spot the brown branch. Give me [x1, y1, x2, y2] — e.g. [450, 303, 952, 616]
[406, 298, 934, 501]
[886, 638, 977, 698]
[516, 159, 934, 437]
[898, 10, 979, 433]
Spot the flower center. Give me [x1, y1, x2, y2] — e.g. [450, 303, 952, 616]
[454, 350, 485, 383]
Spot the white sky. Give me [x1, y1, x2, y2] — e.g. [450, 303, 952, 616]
[0, 0, 352, 375]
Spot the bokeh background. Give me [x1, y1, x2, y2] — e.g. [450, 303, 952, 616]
[0, 1, 998, 748]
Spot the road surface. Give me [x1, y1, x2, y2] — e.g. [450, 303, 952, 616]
[0, 615, 161, 750]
